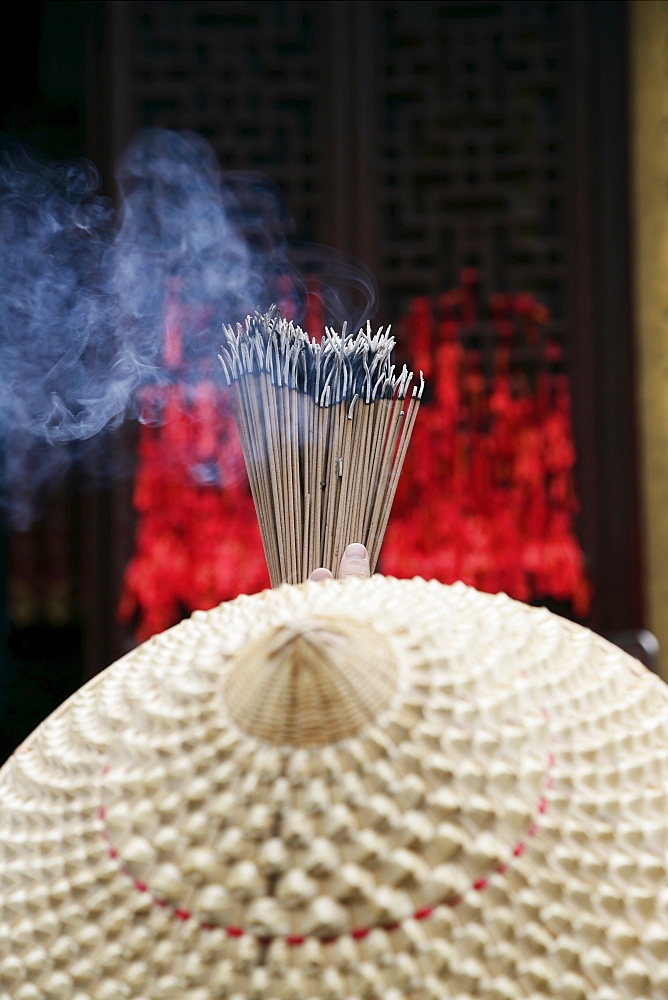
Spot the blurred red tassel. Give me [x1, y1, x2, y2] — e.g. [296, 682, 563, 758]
[119, 296, 269, 640]
[382, 280, 590, 617]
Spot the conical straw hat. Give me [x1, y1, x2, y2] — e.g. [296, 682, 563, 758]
[1, 575, 668, 1000]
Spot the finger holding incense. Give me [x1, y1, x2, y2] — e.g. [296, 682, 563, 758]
[309, 543, 371, 581]
[338, 541, 371, 578]
[308, 567, 335, 580]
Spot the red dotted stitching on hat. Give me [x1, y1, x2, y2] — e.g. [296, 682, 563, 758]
[99, 750, 554, 944]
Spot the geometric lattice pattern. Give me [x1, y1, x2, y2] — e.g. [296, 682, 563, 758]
[122, 1, 570, 323]
[128, 0, 324, 240]
[372, 2, 567, 321]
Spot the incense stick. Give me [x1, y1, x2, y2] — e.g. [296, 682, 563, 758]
[219, 309, 423, 585]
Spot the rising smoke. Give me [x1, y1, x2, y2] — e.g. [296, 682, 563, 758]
[0, 128, 376, 522]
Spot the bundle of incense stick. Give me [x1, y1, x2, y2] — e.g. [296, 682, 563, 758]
[219, 309, 423, 587]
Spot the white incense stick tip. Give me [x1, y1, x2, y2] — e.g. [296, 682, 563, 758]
[217, 353, 232, 385]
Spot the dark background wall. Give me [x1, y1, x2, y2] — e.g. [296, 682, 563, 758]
[0, 0, 90, 761]
[0, 0, 640, 762]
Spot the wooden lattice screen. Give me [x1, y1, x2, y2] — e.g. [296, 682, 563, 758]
[109, 2, 568, 323]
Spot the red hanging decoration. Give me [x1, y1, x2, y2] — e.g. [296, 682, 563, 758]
[117, 380, 269, 641]
[381, 272, 591, 617]
[117, 282, 269, 641]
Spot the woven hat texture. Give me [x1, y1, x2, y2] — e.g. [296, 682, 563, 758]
[0, 575, 667, 1000]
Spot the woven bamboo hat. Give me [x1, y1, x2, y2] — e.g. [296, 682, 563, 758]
[1, 575, 668, 1000]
